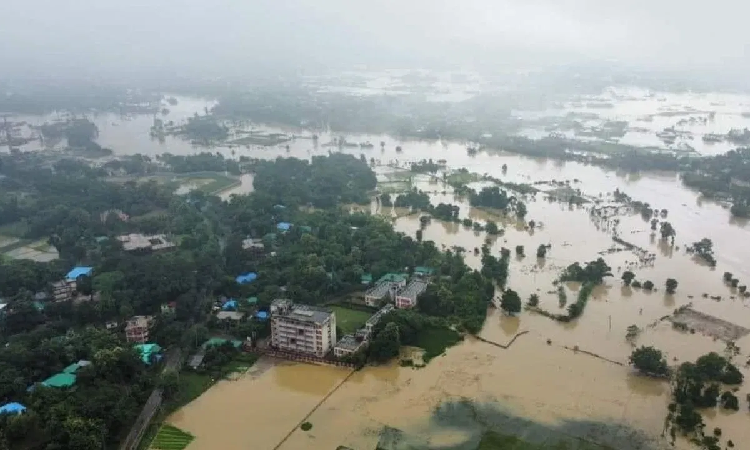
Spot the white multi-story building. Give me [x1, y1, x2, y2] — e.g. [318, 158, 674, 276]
[270, 299, 337, 357]
[395, 279, 428, 309]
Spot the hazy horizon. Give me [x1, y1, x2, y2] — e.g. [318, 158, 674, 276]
[1, 0, 748, 84]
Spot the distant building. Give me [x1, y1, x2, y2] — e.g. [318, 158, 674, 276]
[242, 238, 265, 253]
[160, 302, 177, 314]
[216, 311, 245, 321]
[395, 280, 428, 309]
[364, 273, 407, 307]
[125, 315, 155, 343]
[270, 299, 336, 357]
[51, 279, 76, 302]
[333, 334, 365, 358]
[117, 233, 175, 253]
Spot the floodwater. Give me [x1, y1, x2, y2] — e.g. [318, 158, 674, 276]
[514, 86, 750, 155]
[6, 95, 750, 450]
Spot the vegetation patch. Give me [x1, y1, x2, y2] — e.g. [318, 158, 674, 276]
[300, 422, 313, 431]
[331, 306, 372, 335]
[150, 425, 194, 450]
[414, 326, 462, 363]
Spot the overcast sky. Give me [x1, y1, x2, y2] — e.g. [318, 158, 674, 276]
[1, 0, 748, 79]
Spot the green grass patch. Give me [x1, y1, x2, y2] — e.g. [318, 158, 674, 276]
[150, 424, 194, 450]
[331, 306, 372, 335]
[477, 431, 612, 449]
[414, 326, 462, 363]
[222, 353, 260, 376]
[166, 372, 213, 413]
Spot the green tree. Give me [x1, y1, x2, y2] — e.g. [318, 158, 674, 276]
[642, 280, 655, 291]
[536, 244, 546, 258]
[369, 322, 401, 362]
[485, 221, 499, 235]
[621, 271, 635, 286]
[665, 278, 678, 294]
[660, 221, 675, 240]
[527, 293, 540, 307]
[500, 289, 522, 315]
[515, 245, 524, 257]
[629, 346, 669, 376]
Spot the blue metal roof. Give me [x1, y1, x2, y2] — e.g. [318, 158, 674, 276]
[66, 266, 93, 281]
[235, 272, 257, 284]
[255, 311, 269, 320]
[222, 300, 238, 311]
[276, 222, 292, 231]
[0, 402, 26, 415]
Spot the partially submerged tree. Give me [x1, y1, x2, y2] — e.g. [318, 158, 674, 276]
[665, 278, 678, 294]
[622, 271, 636, 286]
[500, 289, 522, 315]
[630, 346, 669, 376]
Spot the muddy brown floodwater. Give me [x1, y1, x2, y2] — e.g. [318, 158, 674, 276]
[8, 97, 750, 450]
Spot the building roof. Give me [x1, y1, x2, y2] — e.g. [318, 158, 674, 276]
[236, 272, 257, 284]
[378, 273, 408, 284]
[66, 266, 93, 281]
[255, 311, 269, 320]
[63, 360, 92, 374]
[117, 233, 175, 252]
[134, 343, 162, 364]
[246, 297, 259, 304]
[414, 266, 436, 276]
[278, 304, 333, 325]
[222, 300, 238, 311]
[42, 373, 76, 388]
[299, 226, 312, 233]
[216, 311, 245, 321]
[361, 274, 373, 284]
[365, 281, 396, 299]
[366, 304, 395, 327]
[277, 222, 292, 231]
[335, 334, 364, 351]
[0, 402, 26, 415]
[0, 304, 6, 312]
[397, 279, 428, 300]
[203, 338, 242, 349]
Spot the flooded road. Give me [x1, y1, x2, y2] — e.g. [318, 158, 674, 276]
[6, 95, 750, 450]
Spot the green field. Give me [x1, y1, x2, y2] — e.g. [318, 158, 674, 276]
[414, 326, 462, 363]
[150, 425, 194, 450]
[331, 306, 372, 335]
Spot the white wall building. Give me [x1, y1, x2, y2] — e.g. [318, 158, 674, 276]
[270, 300, 337, 357]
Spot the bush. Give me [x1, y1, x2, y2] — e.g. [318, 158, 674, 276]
[300, 422, 313, 431]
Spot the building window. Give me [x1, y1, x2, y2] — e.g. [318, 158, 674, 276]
[298, 329, 305, 335]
